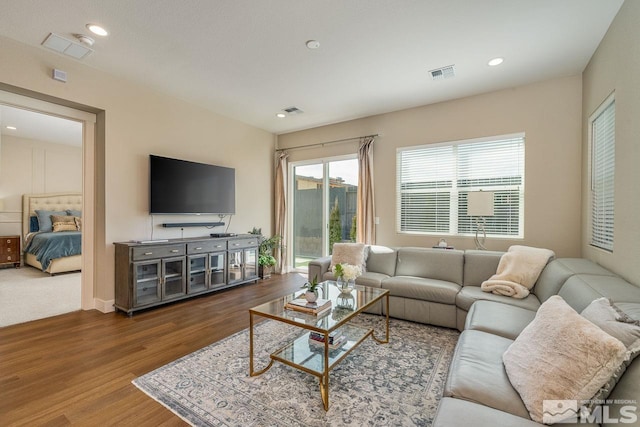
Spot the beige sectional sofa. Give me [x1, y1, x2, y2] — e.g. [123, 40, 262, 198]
[308, 246, 640, 426]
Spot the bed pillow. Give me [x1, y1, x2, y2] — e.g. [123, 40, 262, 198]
[67, 209, 82, 217]
[51, 215, 78, 232]
[35, 210, 68, 232]
[29, 216, 40, 232]
[74, 216, 82, 231]
[330, 243, 367, 273]
[502, 295, 627, 424]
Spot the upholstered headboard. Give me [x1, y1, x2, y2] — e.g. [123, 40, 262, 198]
[22, 192, 83, 237]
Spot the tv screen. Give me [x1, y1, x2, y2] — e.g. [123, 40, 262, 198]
[150, 155, 236, 215]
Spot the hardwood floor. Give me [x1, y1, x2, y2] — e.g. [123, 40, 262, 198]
[0, 272, 307, 426]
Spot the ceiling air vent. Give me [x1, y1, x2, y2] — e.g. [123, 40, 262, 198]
[42, 33, 93, 60]
[283, 106, 304, 115]
[429, 65, 455, 81]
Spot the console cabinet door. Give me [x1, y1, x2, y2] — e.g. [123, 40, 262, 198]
[187, 255, 208, 294]
[243, 248, 258, 281]
[209, 252, 226, 289]
[162, 256, 186, 300]
[133, 260, 162, 307]
[228, 250, 243, 284]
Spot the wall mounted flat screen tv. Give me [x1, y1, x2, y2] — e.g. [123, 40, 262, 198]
[150, 155, 236, 215]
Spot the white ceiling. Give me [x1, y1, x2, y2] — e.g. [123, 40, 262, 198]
[0, 0, 624, 135]
[0, 105, 82, 146]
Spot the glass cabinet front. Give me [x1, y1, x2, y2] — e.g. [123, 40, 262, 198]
[187, 255, 207, 294]
[162, 257, 186, 300]
[244, 248, 258, 281]
[228, 250, 243, 284]
[133, 260, 162, 307]
[209, 252, 226, 289]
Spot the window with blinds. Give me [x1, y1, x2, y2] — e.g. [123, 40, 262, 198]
[397, 133, 525, 237]
[590, 95, 615, 252]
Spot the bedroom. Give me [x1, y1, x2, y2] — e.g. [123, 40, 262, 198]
[0, 104, 83, 326]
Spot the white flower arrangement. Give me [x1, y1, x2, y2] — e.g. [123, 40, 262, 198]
[332, 263, 362, 282]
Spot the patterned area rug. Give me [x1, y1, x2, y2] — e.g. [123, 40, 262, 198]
[133, 315, 459, 426]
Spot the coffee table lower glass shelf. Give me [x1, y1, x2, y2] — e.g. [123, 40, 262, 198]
[249, 282, 390, 411]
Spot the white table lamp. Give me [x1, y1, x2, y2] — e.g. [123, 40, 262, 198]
[468, 191, 494, 250]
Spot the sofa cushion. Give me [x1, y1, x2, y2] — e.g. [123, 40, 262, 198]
[355, 272, 389, 288]
[617, 302, 640, 321]
[382, 276, 460, 304]
[604, 356, 640, 427]
[456, 285, 541, 312]
[395, 248, 464, 285]
[464, 300, 536, 340]
[433, 398, 598, 427]
[444, 329, 530, 418]
[559, 274, 640, 313]
[365, 245, 397, 276]
[503, 295, 628, 424]
[462, 250, 503, 286]
[533, 258, 617, 303]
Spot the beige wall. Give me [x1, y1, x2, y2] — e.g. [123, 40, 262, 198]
[0, 135, 82, 236]
[582, 1, 640, 284]
[0, 36, 274, 305]
[279, 75, 583, 257]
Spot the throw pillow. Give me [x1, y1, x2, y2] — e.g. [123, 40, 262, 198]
[67, 209, 82, 217]
[613, 302, 640, 323]
[74, 216, 82, 232]
[330, 243, 367, 273]
[51, 215, 78, 232]
[35, 210, 68, 233]
[580, 298, 640, 405]
[581, 298, 640, 351]
[502, 295, 627, 424]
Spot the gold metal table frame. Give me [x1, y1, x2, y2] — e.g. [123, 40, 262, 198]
[249, 281, 390, 411]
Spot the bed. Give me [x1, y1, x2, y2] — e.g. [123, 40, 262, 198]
[22, 192, 83, 275]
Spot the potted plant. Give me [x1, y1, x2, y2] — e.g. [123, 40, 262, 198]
[258, 234, 281, 279]
[301, 277, 320, 303]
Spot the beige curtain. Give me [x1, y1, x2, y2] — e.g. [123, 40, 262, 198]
[274, 151, 289, 273]
[357, 137, 376, 244]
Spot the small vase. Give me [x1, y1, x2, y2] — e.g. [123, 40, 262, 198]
[339, 278, 354, 294]
[305, 290, 318, 303]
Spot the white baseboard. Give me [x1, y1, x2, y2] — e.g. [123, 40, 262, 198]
[94, 298, 115, 313]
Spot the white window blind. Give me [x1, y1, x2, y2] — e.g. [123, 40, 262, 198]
[397, 134, 525, 237]
[590, 97, 615, 251]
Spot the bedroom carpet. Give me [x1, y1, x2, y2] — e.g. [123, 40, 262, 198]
[133, 314, 459, 427]
[0, 267, 81, 327]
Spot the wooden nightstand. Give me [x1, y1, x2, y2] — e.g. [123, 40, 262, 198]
[0, 235, 21, 268]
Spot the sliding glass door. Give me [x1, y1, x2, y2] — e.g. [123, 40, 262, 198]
[291, 157, 358, 270]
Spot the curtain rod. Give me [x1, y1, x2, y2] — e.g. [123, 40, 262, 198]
[276, 133, 379, 152]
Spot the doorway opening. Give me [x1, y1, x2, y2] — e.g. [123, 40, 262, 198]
[0, 89, 97, 325]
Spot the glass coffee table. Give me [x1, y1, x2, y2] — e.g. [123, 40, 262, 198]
[249, 281, 390, 410]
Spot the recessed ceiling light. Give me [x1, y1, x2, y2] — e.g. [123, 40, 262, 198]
[6, 126, 17, 130]
[86, 24, 108, 37]
[276, 113, 286, 118]
[488, 57, 504, 67]
[305, 40, 320, 49]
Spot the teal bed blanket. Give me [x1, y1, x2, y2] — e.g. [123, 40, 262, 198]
[24, 231, 82, 271]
